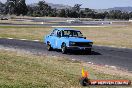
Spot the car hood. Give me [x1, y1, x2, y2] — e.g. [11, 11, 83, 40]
[63, 37, 93, 42]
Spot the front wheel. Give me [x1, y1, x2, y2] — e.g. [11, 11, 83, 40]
[47, 43, 53, 51]
[61, 43, 67, 54]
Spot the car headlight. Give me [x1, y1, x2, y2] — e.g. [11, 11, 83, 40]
[89, 42, 93, 45]
[69, 41, 76, 46]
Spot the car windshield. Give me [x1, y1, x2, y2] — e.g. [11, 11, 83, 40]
[62, 30, 83, 37]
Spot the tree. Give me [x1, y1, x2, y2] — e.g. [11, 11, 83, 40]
[103, 11, 109, 19]
[73, 4, 81, 12]
[65, 9, 71, 17]
[121, 12, 129, 20]
[57, 9, 66, 17]
[94, 13, 105, 19]
[108, 10, 122, 19]
[37, 1, 52, 16]
[26, 5, 33, 16]
[129, 12, 132, 19]
[15, 0, 28, 15]
[26, 0, 53, 17]
[49, 8, 57, 17]
[72, 4, 82, 17]
[0, 1, 6, 14]
[79, 10, 85, 18]
[84, 8, 95, 18]
[5, 0, 28, 15]
[5, 0, 16, 14]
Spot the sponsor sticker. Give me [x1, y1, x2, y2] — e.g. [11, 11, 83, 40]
[80, 68, 131, 86]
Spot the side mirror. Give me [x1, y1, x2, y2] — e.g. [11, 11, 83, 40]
[84, 37, 86, 39]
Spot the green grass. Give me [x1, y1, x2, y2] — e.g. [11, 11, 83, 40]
[0, 50, 131, 88]
[0, 27, 51, 41]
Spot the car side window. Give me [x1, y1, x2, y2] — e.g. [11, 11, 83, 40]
[57, 31, 61, 37]
[50, 29, 57, 36]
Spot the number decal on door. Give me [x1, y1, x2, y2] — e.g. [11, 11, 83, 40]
[55, 40, 57, 46]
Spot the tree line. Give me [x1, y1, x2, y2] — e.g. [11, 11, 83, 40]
[1, 0, 132, 20]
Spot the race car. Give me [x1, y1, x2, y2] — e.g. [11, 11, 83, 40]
[44, 28, 93, 54]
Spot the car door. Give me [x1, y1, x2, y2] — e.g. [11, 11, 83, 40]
[48, 29, 58, 48]
[53, 30, 62, 49]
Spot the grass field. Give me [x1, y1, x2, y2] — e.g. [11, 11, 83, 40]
[0, 26, 50, 41]
[0, 49, 131, 88]
[77, 25, 132, 48]
[0, 25, 132, 48]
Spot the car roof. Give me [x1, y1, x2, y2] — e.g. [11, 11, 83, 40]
[54, 28, 80, 31]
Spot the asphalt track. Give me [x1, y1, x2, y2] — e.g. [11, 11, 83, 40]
[0, 22, 107, 27]
[0, 38, 132, 72]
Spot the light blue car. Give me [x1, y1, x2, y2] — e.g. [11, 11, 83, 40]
[44, 28, 93, 54]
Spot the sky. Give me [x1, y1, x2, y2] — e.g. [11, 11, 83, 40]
[1, 0, 132, 9]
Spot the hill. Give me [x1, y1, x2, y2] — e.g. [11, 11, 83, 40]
[95, 7, 132, 13]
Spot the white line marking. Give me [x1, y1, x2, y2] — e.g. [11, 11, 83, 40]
[87, 62, 94, 65]
[7, 38, 13, 39]
[20, 39, 27, 41]
[5, 48, 10, 51]
[88, 62, 92, 64]
[33, 40, 40, 42]
[97, 45, 128, 49]
[105, 65, 109, 67]
[52, 26, 108, 28]
[105, 65, 117, 69]
[72, 59, 76, 61]
[110, 66, 117, 69]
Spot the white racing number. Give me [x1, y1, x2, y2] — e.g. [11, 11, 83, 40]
[55, 40, 57, 46]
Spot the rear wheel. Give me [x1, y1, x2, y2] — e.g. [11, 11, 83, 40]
[61, 43, 67, 54]
[47, 43, 53, 51]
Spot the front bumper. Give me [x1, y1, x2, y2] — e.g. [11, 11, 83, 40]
[67, 46, 92, 50]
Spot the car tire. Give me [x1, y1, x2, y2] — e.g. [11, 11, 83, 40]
[61, 43, 67, 54]
[47, 43, 53, 51]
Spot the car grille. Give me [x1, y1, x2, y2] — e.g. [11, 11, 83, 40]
[74, 42, 92, 47]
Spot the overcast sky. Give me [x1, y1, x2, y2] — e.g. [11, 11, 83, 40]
[1, 0, 132, 9]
